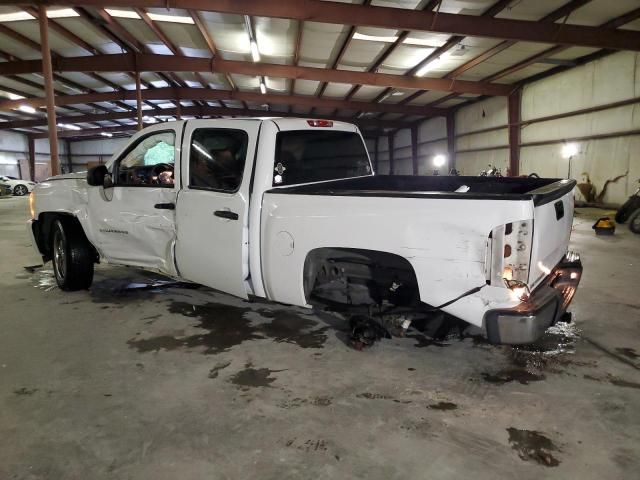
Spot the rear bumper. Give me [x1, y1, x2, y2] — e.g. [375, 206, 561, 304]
[483, 252, 582, 344]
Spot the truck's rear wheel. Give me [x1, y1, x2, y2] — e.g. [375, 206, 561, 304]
[51, 219, 94, 290]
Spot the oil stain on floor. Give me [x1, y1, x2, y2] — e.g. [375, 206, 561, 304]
[229, 365, 286, 388]
[507, 427, 561, 467]
[428, 401, 458, 411]
[127, 301, 329, 354]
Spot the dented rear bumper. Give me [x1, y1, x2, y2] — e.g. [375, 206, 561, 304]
[483, 252, 582, 345]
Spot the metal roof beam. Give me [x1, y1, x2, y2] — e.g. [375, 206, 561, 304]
[28, 0, 640, 51]
[0, 86, 447, 117]
[0, 53, 512, 96]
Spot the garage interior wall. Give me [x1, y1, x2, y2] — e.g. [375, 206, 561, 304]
[453, 51, 639, 205]
[0, 131, 69, 181]
[519, 51, 639, 205]
[369, 51, 638, 206]
[375, 117, 448, 176]
[69, 137, 129, 169]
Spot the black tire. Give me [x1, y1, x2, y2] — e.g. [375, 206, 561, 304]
[13, 184, 28, 196]
[615, 198, 640, 223]
[51, 219, 94, 291]
[629, 209, 640, 234]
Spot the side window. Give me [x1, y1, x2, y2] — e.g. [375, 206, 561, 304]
[115, 131, 176, 187]
[189, 129, 248, 192]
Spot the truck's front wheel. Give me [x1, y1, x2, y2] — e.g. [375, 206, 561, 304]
[51, 219, 94, 290]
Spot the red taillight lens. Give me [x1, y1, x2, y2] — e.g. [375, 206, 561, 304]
[307, 120, 333, 127]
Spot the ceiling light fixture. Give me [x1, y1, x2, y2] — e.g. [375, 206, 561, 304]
[17, 105, 36, 114]
[4, 92, 25, 100]
[259, 80, 267, 94]
[353, 32, 398, 43]
[101, 132, 113, 137]
[59, 123, 81, 131]
[147, 12, 194, 24]
[104, 8, 140, 19]
[403, 37, 442, 47]
[250, 40, 261, 62]
[46, 8, 79, 19]
[0, 11, 34, 22]
[415, 56, 443, 77]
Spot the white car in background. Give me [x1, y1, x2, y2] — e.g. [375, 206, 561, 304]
[0, 176, 36, 196]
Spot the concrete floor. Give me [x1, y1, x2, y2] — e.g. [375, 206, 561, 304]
[1, 195, 639, 480]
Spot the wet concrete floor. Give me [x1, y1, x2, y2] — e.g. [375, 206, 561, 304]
[0, 197, 639, 479]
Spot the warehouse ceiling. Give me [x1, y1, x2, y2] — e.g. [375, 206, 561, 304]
[0, 0, 639, 139]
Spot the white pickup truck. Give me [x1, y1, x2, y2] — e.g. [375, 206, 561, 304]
[28, 118, 582, 344]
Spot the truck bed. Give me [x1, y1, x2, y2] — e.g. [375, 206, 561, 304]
[268, 175, 576, 206]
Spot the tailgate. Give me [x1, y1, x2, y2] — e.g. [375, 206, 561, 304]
[528, 181, 576, 289]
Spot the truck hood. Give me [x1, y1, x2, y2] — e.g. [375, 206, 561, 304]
[44, 172, 87, 181]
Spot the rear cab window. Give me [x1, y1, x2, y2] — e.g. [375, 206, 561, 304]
[273, 130, 371, 186]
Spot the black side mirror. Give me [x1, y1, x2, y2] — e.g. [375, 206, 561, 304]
[87, 165, 108, 186]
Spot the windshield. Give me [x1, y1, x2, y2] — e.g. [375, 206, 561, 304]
[273, 130, 371, 186]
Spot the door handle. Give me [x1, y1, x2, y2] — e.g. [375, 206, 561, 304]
[214, 210, 239, 220]
[154, 203, 175, 210]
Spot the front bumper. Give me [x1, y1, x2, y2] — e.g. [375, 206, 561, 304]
[483, 252, 583, 344]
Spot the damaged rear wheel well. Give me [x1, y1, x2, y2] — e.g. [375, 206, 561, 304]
[303, 248, 420, 308]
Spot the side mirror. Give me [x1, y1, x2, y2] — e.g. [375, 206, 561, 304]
[87, 165, 108, 186]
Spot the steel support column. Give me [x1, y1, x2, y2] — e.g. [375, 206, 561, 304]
[446, 112, 456, 171]
[135, 71, 143, 130]
[508, 89, 521, 177]
[38, 6, 60, 176]
[410, 125, 419, 175]
[27, 136, 35, 181]
[388, 132, 395, 175]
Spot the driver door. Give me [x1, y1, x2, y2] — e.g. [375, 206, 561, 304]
[86, 124, 182, 275]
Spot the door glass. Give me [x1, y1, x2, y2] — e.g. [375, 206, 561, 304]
[116, 131, 176, 187]
[189, 129, 249, 192]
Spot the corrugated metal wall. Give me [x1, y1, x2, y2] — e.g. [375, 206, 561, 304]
[519, 51, 639, 204]
[455, 96, 509, 176]
[0, 131, 69, 181]
[374, 116, 448, 176]
[370, 51, 638, 204]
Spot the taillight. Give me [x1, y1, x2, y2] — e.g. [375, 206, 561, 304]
[488, 219, 533, 287]
[307, 120, 333, 127]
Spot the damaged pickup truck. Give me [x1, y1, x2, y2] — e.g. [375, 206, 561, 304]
[28, 118, 582, 344]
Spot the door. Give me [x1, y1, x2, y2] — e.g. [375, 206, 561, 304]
[86, 125, 181, 275]
[175, 120, 261, 298]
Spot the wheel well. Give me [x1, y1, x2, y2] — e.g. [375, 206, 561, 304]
[35, 213, 98, 262]
[303, 247, 420, 307]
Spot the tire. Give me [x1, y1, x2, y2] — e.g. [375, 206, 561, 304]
[51, 219, 94, 291]
[615, 197, 640, 223]
[13, 184, 28, 196]
[629, 209, 640, 234]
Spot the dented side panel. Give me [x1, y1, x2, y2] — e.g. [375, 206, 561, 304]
[260, 193, 535, 327]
